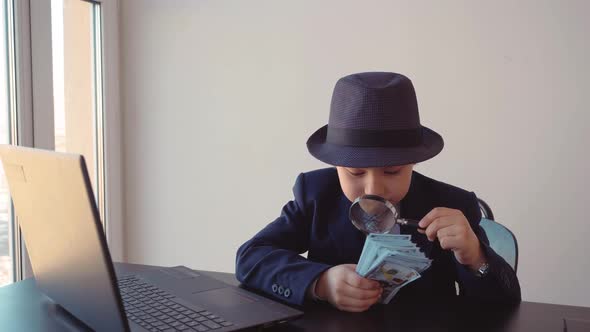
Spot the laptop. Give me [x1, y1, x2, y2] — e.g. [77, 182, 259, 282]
[0, 145, 303, 331]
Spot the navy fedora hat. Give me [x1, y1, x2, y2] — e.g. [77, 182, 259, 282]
[307, 72, 444, 168]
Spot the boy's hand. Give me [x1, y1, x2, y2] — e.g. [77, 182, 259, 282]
[418, 207, 486, 270]
[315, 264, 383, 312]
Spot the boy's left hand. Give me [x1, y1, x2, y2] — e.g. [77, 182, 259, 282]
[418, 207, 486, 269]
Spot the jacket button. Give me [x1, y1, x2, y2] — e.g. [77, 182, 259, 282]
[271, 284, 278, 293]
[278, 286, 284, 295]
[284, 288, 291, 298]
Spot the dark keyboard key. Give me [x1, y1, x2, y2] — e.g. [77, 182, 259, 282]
[194, 326, 210, 332]
[220, 322, 233, 327]
[201, 320, 221, 329]
[213, 318, 225, 323]
[195, 317, 208, 322]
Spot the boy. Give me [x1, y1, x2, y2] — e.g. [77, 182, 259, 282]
[236, 72, 521, 312]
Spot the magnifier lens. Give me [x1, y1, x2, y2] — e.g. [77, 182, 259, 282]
[349, 195, 398, 234]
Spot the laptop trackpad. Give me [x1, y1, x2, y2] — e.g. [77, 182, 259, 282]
[189, 288, 257, 308]
[142, 266, 228, 294]
[564, 318, 590, 332]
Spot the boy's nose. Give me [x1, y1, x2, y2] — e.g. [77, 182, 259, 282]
[364, 175, 386, 197]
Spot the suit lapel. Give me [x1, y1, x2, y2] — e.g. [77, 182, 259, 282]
[327, 192, 366, 263]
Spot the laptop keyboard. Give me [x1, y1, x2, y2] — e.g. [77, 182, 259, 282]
[117, 275, 234, 331]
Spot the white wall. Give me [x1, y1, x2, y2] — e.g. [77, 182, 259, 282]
[120, 0, 590, 306]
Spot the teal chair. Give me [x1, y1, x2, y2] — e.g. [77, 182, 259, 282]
[477, 198, 519, 273]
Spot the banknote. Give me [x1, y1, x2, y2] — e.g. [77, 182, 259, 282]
[356, 233, 432, 303]
[365, 259, 421, 303]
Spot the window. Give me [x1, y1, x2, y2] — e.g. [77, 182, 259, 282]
[0, 0, 17, 286]
[52, 0, 106, 223]
[1, 0, 120, 284]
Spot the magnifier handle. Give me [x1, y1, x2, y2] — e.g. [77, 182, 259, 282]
[398, 218, 424, 229]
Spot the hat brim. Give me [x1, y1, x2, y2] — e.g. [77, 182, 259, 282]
[306, 125, 444, 167]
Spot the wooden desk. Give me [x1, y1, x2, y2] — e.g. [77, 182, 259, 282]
[1, 263, 589, 332]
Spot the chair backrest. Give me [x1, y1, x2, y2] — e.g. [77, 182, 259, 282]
[479, 218, 519, 273]
[478, 198, 495, 221]
[476, 198, 518, 273]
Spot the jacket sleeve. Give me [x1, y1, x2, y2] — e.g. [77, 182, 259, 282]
[235, 173, 332, 306]
[454, 192, 521, 301]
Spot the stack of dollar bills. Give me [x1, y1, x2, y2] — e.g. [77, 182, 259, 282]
[356, 234, 432, 304]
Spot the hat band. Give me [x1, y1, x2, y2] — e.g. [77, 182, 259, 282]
[326, 126, 423, 147]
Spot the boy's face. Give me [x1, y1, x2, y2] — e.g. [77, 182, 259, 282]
[336, 164, 414, 204]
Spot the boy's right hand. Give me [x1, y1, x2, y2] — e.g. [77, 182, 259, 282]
[315, 264, 383, 312]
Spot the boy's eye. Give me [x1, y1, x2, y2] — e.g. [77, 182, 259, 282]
[385, 170, 400, 175]
[346, 169, 365, 176]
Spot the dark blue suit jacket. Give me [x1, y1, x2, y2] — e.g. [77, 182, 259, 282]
[236, 168, 521, 306]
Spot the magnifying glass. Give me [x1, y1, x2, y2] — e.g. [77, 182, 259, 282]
[349, 194, 423, 234]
